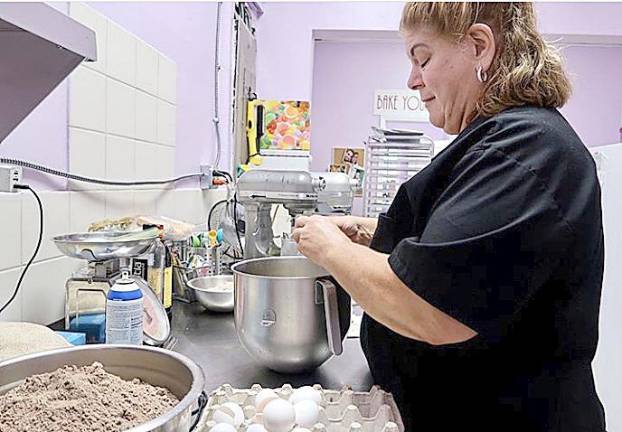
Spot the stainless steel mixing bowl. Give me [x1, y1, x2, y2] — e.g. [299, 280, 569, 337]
[232, 256, 351, 373]
[0, 345, 205, 431]
[53, 232, 157, 261]
[187, 275, 234, 312]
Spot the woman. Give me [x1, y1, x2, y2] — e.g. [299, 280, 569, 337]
[293, 3, 606, 431]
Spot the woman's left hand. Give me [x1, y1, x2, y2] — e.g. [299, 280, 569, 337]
[291, 215, 352, 268]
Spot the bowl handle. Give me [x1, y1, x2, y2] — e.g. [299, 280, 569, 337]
[315, 278, 343, 355]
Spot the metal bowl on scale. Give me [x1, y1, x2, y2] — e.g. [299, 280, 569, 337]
[53, 231, 158, 261]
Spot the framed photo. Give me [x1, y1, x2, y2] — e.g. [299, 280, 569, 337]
[349, 165, 365, 197]
[332, 147, 365, 167]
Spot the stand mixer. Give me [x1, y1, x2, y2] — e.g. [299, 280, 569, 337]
[232, 170, 356, 372]
[53, 231, 170, 345]
[236, 169, 355, 259]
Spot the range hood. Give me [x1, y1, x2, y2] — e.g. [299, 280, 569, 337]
[0, 3, 96, 143]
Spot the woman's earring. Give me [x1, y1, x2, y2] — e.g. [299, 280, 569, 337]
[476, 65, 488, 83]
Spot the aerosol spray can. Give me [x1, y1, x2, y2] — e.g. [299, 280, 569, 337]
[105, 272, 143, 345]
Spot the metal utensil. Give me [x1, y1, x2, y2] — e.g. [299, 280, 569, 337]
[187, 275, 234, 312]
[231, 256, 351, 373]
[0, 345, 205, 432]
[53, 231, 157, 261]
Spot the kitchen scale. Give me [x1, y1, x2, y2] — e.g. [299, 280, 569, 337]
[53, 231, 171, 346]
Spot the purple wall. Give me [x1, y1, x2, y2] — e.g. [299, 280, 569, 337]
[2, 2, 622, 192]
[0, 2, 70, 190]
[310, 40, 448, 175]
[560, 46, 622, 146]
[311, 41, 622, 174]
[0, 82, 69, 190]
[256, 2, 404, 102]
[0, 2, 233, 190]
[296, 3, 622, 184]
[536, 3, 622, 36]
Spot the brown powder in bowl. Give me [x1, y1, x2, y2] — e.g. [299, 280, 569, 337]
[0, 362, 179, 432]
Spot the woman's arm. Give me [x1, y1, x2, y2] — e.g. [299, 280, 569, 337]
[327, 216, 378, 246]
[293, 215, 477, 345]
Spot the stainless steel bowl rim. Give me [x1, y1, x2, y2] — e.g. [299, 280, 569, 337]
[231, 256, 329, 280]
[53, 232, 159, 244]
[0, 344, 205, 432]
[187, 275, 234, 293]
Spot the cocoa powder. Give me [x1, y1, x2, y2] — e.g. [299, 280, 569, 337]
[0, 362, 179, 432]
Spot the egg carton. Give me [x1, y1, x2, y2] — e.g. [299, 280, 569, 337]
[197, 383, 404, 432]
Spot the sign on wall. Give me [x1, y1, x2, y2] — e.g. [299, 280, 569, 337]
[373, 89, 429, 122]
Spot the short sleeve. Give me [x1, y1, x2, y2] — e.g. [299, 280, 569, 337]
[388, 146, 574, 344]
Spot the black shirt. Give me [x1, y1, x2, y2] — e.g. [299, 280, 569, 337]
[362, 106, 606, 432]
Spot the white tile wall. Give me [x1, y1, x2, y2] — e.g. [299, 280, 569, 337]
[157, 100, 176, 146]
[134, 141, 161, 189]
[156, 189, 206, 225]
[0, 3, 223, 325]
[69, 191, 106, 232]
[21, 191, 70, 264]
[0, 267, 23, 322]
[20, 257, 70, 324]
[135, 91, 158, 142]
[0, 186, 224, 323]
[134, 190, 162, 216]
[68, 128, 106, 191]
[0, 194, 21, 270]
[107, 79, 136, 138]
[136, 43, 159, 96]
[158, 55, 177, 103]
[69, 66, 106, 132]
[107, 20, 137, 86]
[70, 3, 177, 190]
[105, 190, 135, 219]
[157, 145, 176, 181]
[106, 135, 136, 189]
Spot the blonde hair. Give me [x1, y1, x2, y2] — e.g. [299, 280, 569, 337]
[400, 2, 571, 118]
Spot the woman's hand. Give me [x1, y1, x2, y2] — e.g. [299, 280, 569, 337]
[292, 215, 352, 267]
[326, 215, 376, 246]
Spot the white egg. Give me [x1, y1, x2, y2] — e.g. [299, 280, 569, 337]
[294, 400, 319, 428]
[255, 388, 280, 413]
[289, 386, 322, 405]
[247, 424, 268, 432]
[292, 428, 312, 432]
[213, 402, 244, 427]
[209, 423, 237, 432]
[263, 398, 296, 432]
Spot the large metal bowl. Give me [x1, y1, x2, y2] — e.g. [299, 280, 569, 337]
[0, 345, 205, 431]
[187, 275, 234, 312]
[53, 232, 157, 261]
[232, 256, 350, 373]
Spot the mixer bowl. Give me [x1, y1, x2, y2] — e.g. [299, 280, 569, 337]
[232, 256, 350, 373]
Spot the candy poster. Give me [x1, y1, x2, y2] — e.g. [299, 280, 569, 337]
[258, 100, 311, 151]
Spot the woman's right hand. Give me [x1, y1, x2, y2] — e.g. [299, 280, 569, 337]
[326, 215, 377, 246]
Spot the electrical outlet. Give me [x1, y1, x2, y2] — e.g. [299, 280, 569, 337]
[0, 165, 22, 192]
[200, 165, 214, 190]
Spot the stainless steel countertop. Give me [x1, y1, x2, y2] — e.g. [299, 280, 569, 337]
[169, 301, 374, 393]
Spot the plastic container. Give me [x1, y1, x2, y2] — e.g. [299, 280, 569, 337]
[197, 384, 404, 432]
[105, 274, 143, 345]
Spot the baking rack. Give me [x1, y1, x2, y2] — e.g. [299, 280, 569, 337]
[363, 133, 434, 217]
